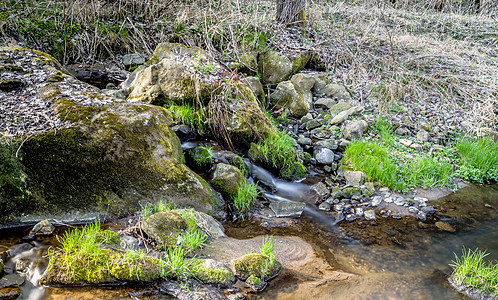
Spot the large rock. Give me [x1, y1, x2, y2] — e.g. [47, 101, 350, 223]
[314, 148, 335, 165]
[270, 81, 312, 117]
[211, 163, 245, 199]
[127, 43, 222, 105]
[313, 80, 352, 102]
[0, 46, 220, 222]
[291, 73, 315, 91]
[259, 50, 312, 84]
[344, 171, 366, 187]
[242, 76, 265, 106]
[141, 211, 188, 247]
[343, 120, 368, 140]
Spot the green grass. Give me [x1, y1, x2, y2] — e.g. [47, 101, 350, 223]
[374, 118, 395, 147]
[450, 248, 498, 297]
[139, 200, 174, 220]
[259, 235, 274, 257]
[233, 181, 259, 214]
[456, 138, 498, 183]
[178, 210, 207, 254]
[164, 247, 193, 280]
[342, 140, 454, 192]
[165, 103, 207, 134]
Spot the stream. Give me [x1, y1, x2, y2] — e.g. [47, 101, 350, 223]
[1, 162, 497, 299]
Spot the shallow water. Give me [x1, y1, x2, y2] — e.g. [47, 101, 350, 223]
[1, 182, 497, 300]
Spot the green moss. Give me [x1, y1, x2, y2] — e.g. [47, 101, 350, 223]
[232, 253, 281, 281]
[191, 260, 233, 285]
[186, 146, 212, 167]
[246, 275, 261, 285]
[109, 251, 163, 282]
[141, 211, 187, 248]
[0, 140, 28, 221]
[211, 163, 246, 199]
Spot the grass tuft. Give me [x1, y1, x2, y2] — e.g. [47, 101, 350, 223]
[450, 248, 498, 297]
[456, 138, 498, 183]
[233, 181, 259, 215]
[165, 102, 207, 134]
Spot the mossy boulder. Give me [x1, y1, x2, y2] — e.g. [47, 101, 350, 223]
[211, 163, 246, 199]
[258, 50, 312, 84]
[109, 254, 162, 282]
[174, 209, 226, 239]
[191, 259, 234, 285]
[232, 253, 281, 281]
[186, 146, 213, 168]
[0, 46, 221, 222]
[242, 76, 266, 107]
[141, 211, 188, 247]
[270, 81, 312, 117]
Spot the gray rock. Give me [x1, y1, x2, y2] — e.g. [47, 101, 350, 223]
[345, 214, 357, 222]
[314, 148, 335, 164]
[314, 83, 351, 102]
[329, 102, 352, 116]
[408, 207, 419, 214]
[316, 139, 338, 150]
[355, 207, 364, 217]
[269, 200, 306, 218]
[211, 163, 246, 198]
[0, 274, 24, 289]
[315, 98, 337, 109]
[311, 182, 330, 198]
[259, 50, 311, 84]
[329, 110, 350, 125]
[28, 219, 55, 237]
[364, 209, 376, 221]
[384, 197, 393, 203]
[344, 171, 366, 187]
[297, 136, 312, 146]
[421, 206, 435, 215]
[306, 119, 326, 130]
[122, 53, 145, 67]
[394, 197, 406, 206]
[242, 76, 265, 105]
[343, 120, 368, 140]
[175, 209, 226, 239]
[334, 203, 345, 211]
[371, 196, 383, 206]
[399, 139, 413, 147]
[409, 143, 423, 151]
[413, 197, 428, 207]
[301, 113, 313, 124]
[270, 81, 312, 117]
[319, 202, 331, 211]
[417, 129, 430, 142]
[291, 73, 316, 91]
[417, 211, 427, 221]
[159, 280, 225, 300]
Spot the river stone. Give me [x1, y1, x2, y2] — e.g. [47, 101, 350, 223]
[408, 207, 419, 214]
[172, 124, 196, 142]
[232, 253, 281, 281]
[297, 135, 312, 146]
[419, 122, 432, 132]
[364, 209, 376, 221]
[0, 287, 21, 300]
[301, 113, 313, 124]
[141, 211, 188, 247]
[211, 163, 245, 199]
[122, 53, 146, 68]
[28, 219, 55, 237]
[421, 206, 435, 214]
[0, 274, 24, 289]
[329, 110, 350, 125]
[315, 98, 337, 109]
[195, 259, 234, 285]
[417, 211, 427, 221]
[314, 83, 351, 102]
[270, 81, 312, 117]
[269, 200, 306, 218]
[343, 120, 368, 140]
[417, 129, 430, 142]
[242, 76, 265, 106]
[306, 119, 326, 130]
[344, 171, 366, 187]
[259, 50, 311, 84]
[175, 209, 226, 239]
[314, 148, 335, 165]
[316, 139, 338, 150]
[319, 202, 331, 211]
[329, 102, 352, 116]
[371, 196, 383, 206]
[435, 221, 456, 233]
[291, 73, 315, 91]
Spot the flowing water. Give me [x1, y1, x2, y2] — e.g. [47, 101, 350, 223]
[1, 161, 497, 300]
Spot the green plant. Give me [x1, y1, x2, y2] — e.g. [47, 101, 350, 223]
[165, 103, 207, 134]
[165, 247, 192, 280]
[456, 138, 498, 183]
[259, 235, 274, 256]
[177, 210, 207, 254]
[139, 200, 174, 220]
[0, 141, 27, 219]
[450, 248, 498, 297]
[233, 181, 259, 214]
[374, 118, 395, 146]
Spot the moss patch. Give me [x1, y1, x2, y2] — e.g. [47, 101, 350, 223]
[232, 253, 281, 281]
[141, 211, 187, 248]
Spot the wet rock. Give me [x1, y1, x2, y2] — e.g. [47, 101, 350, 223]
[315, 98, 337, 109]
[192, 259, 234, 285]
[8, 244, 33, 257]
[306, 119, 326, 130]
[269, 200, 306, 218]
[122, 53, 146, 68]
[384, 197, 393, 203]
[345, 214, 357, 222]
[329, 102, 352, 116]
[28, 219, 55, 237]
[159, 280, 224, 300]
[371, 196, 383, 206]
[319, 202, 331, 211]
[232, 253, 281, 281]
[355, 207, 364, 217]
[291, 73, 315, 91]
[311, 182, 329, 199]
[435, 221, 456, 233]
[172, 124, 196, 142]
[297, 135, 312, 146]
[0, 274, 24, 289]
[270, 81, 312, 117]
[314, 148, 335, 164]
[364, 210, 376, 221]
[421, 206, 435, 215]
[334, 203, 345, 211]
[344, 171, 366, 187]
[394, 197, 406, 206]
[343, 120, 368, 140]
[211, 163, 245, 199]
[413, 197, 428, 207]
[408, 207, 419, 214]
[417, 129, 430, 142]
[0, 287, 21, 300]
[246, 275, 267, 292]
[141, 211, 187, 247]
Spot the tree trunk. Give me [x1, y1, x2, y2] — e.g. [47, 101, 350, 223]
[276, 0, 306, 26]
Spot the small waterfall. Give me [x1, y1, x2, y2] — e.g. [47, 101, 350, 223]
[11, 242, 48, 300]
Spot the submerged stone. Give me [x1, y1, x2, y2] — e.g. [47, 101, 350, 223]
[269, 200, 306, 218]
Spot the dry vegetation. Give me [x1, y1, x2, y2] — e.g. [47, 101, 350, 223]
[0, 0, 496, 133]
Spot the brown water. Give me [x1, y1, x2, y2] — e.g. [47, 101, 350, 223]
[1, 184, 497, 299]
